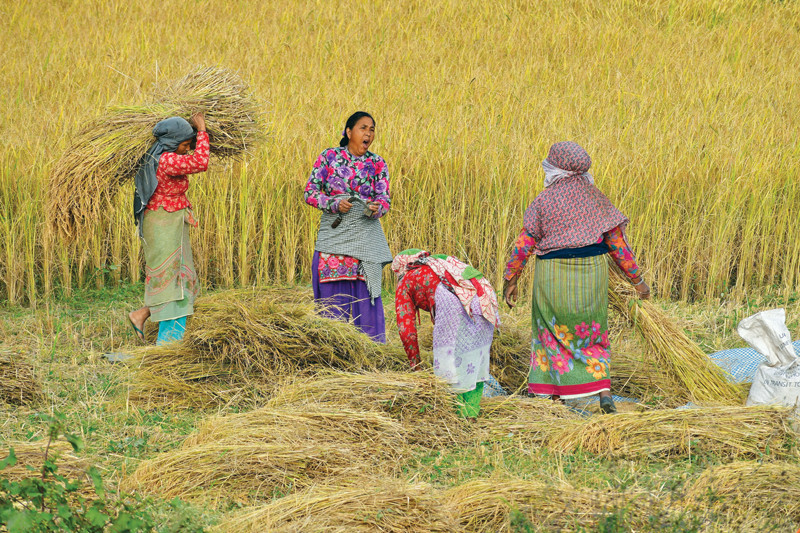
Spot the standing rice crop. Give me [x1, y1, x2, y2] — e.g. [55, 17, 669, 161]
[47, 66, 263, 240]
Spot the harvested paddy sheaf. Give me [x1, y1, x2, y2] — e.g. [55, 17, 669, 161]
[608, 268, 745, 405]
[477, 396, 582, 447]
[127, 288, 409, 409]
[266, 370, 469, 446]
[123, 403, 422, 504]
[549, 405, 797, 460]
[685, 461, 800, 528]
[48, 66, 263, 240]
[0, 349, 44, 406]
[444, 477, 654, 532]
[1, 441, 88, 484]
[211, 479, 460, 533]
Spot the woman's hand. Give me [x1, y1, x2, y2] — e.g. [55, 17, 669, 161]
[190, 112, 206, 132]
[503, 276, 519, 309]
[366, 202, 380, 214]
[337, 199, 353, 214]
[634, 280, 651, 300]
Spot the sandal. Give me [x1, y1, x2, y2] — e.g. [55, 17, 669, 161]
[127, 316, 145, 343]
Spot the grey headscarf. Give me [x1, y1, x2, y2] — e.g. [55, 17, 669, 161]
[133, 117, 196, 236]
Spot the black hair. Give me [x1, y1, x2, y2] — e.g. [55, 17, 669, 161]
[339, 111, 375, 147]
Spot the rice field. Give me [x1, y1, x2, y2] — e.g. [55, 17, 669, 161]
[1, 0, 800, 305]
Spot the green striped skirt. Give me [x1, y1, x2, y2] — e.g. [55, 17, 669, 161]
[529, 255, 611, 399]
[142, 208, 199, 323]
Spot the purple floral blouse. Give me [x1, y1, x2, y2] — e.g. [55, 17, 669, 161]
[304, 147, 391, 218]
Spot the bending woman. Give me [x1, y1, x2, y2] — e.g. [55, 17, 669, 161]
[304, 111, 392, 342]
[502, 141, 649, 414]
[128, 113, 209, 344]
[393, 250, 500, 419]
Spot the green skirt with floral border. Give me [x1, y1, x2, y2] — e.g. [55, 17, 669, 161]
[529, 255, 611, 399]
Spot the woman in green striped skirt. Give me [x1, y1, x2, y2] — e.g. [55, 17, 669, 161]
[502, 142, 650, 414]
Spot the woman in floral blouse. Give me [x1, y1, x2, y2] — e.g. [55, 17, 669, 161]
[127, 113, 208, 344]
[503, 141, 650, 414]
[304, 112, 391, 341]
[393, 249, 499, 420]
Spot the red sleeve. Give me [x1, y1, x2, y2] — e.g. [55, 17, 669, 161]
[159, 131, 210, 177]
[395, 276, 421, 369]
[604, 225, 641, 281]
[504, 227, 536, 280]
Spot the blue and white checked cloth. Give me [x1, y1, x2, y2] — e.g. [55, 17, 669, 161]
[707, 340, 800, 383]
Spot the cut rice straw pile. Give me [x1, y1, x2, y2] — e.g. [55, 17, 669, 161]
[49, 66, 263, 239]
[1, 440, 88, 484]
[267, 370, 469, 446]
[549, 405, 797, 460]
[211, 479, 460, 533]
[477, 395, 582, 447]
[0, 349, 44, 406]
[608, 266, 744, 405]
[126, 288, 409, 410]
[123, 403, 418, 504]
[444, 477, 649, 532]
[685, 461, 800, 527]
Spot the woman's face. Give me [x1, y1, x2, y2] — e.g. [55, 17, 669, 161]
[175, 140, 193, 155]
[346, 117, 375, 156]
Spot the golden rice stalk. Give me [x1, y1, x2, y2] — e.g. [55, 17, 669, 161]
[685, 461, 800, 528]
[477, 395, 582, 448]
[608, 266, 744, 405]
[122, 406, 410, 504]
[182, 289, 408, 376]
[549, 405, 796, 460]
[444, 477, 649, 532]
[1, 441, 88, 484]
[488, 313, 532, 394]
[48, 66, 263, 240]
[267, 370, 468, 446]
[126, 288, 408, 410]
[211, 479, 460, 533]
[0, 349, 44, 406]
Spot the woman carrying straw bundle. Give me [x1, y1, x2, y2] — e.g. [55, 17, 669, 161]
[304, 112, 393, 342]
[392, 250, 500, 420]
[127, 113, 208, 344]
[503, 142, 649, 414]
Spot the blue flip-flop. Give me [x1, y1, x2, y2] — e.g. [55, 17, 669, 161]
[127, 317, 145, 342]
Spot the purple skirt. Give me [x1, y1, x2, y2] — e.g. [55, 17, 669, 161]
[312, 251, 386, 343]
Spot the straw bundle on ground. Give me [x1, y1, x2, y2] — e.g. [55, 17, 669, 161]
[123, 404, 410, 504]
[477, 396, 581, 448]
[0, 349, 44, 406]
[685, 461, 800, 528]
[549, 405, 796, 460]
[444, 477, 644, 532]
[49, 66, 263, 239]
[211, 479, 460, 533]
[1, 441, 88, 483]
[608, 267, 744, 405]
[267, 370, 468, 446]
[127, 288, 409, 410]
[488, 313, 531, 394]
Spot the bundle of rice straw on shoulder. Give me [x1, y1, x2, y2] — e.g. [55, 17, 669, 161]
[608, 266, 744, 405]
[684, 460, 800, 528]
[0, 349, 44, 406]
[48, 66, 263, 239]
[211, 479, 460, 533]
[549, 405, 797, 460]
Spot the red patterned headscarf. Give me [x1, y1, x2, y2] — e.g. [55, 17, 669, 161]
[542, 141, 594, 188]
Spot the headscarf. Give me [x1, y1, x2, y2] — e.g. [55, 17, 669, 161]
[392, 249, 499, 327]
[133, 117, 196, 236]
[542, 141, 594, 188]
